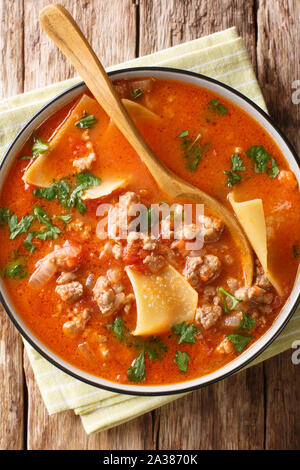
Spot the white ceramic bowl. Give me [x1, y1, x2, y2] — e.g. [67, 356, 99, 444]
[1, 67, 299, 396]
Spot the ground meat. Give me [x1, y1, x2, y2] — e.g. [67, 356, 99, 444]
[199, 254, 221, 282]
[235, 285, 273, 304]
[119, 191, 140, 209]
[183, 254, 221, 286]
[195, 304, 222, 329]
[73, 152, 96, 172]
[254, 260, 272, 289]
[56, 271, 77, 285]
[62, 308, 91, 338]
[223, 311, 243, 327]
[111, 243, 123, 260]
[126, 232, 158, 251]
[67, 220, 92, 240]
[92, 275, 133, 316]
[56, 281, 83, 303]
[183, 256, 203, 286]
[226, 277, 239, 292]
[198, 215, 224, 242]
[143, 254, 166, 273]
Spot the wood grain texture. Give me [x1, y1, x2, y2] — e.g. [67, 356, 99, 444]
[256, 0, 300, 151]
[264, 351, 300, 450]
[139, 0, 257, 68]
[0, 0, 299, 450]
[256, 3, 300, 448]
[0, 0, 24, 450]
[23, 0, 137, 91]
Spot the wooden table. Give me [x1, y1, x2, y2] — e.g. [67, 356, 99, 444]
[0, 0, 299, 450]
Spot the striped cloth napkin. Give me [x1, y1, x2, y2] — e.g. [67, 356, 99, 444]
[1, 27, 299, 435]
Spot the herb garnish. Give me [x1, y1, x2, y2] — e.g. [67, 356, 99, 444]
[3, 253, 28, 280]
[174, 350, 190, 373]
[32, 137, 49, 157]
[23, 232, 36, 253]
[226, 333, 253, 353]
[178, 130, 210, 171]
[33, 172, 101, 214]
[292, 245, 299, 259]
[208, 99, 228, 116]
[224, 153, 245, 187]
[75, 111, 98, 129]
[246, 145, 279, 178]
[111, 316, 127, 343]
[236, 311, 255, 331]
[129, 87, 143, 99]
[219, 287, 242, 313]
[146, 338, 167, 361]
[127, 350, 146, 383]
[7, 213, 35, 240]
[33, 205, 61, 240]
[172, 321, 200, 344]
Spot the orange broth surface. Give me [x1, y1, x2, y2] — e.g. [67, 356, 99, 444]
[0, 77, 299, 385]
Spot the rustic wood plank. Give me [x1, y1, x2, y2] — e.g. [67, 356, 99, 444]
[256, 0, 300, 151]
[140, 0, 265, 450]
[139, 0, 257, 69]
[22, 0, 154, 450]
[0, 0, 25, 450]
[156, 366, 265, 450]
[264, 351, 300, 450]
[23, 0, 137, 91]
[257, 0, 300, 449]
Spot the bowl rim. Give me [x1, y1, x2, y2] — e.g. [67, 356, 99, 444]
[0, 65, 299, 396]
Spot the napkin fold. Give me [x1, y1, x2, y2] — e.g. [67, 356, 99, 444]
[0, 27, 299, 435]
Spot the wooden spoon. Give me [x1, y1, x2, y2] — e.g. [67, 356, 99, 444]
[39, 4, 253, 286]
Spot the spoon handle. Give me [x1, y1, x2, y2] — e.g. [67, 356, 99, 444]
[39, 4, 172, 187]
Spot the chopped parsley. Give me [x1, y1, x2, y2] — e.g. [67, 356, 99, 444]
[174, 350, 190, 373]
[32, 137, 49, 157]
[219, 287, 242, 313]
[3, 254, 28, 280]
[231, 154, 245, 172]
[23, 232, 36, 253]
[208, 99, 228, 116]
[75, 111, 98, 129]
[129, 87, 143, 99]
[33, 172, 100, 215]
[236, 311, 256, 331]
[7, 213, 34, 240]
[178, 130, 189, 138]
[146, 338, 167, 361]
[224, 153, 245, 187]
[268, 157, 280, 178]
[224, 170, 242, 187]
[246, 145, 279, 178]
[226, 333, 253, 353]
[111, 316, 127, 343]
[172, 321, 200, 344]
[0, 207, 10, 226]
[292, 245, 299, 258]
[68, 172, 101, 214]
[55, 214, 72, 224]
[127, 350, 145, 383]
[178, 130, 210, 172]
[33, 205, 61, 240]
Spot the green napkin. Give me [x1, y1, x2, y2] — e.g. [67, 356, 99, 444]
[0, 27, 299, 435]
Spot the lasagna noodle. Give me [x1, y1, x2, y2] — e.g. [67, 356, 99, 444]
[126, 264, 198, 336]
[229, 192, 283, 295]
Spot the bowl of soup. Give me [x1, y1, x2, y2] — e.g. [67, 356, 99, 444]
[0, 67, 299, 395]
